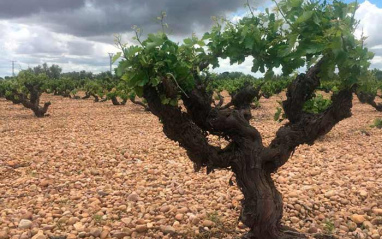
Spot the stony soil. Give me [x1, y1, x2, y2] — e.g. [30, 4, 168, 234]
[0, 94, 381, 239]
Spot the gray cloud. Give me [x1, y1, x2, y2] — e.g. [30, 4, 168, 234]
[63, 56, 110, 67]
[67, 40, 95, 56]
[369, 47, 382, 56]
[10, 0, 257, 39]
[15, 37, 66, 55]
[0, 0, 86, 19]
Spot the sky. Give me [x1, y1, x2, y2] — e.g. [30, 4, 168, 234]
[0, 0, 381, 77]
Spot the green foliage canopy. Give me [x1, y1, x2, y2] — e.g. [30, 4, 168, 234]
[115, 0, 373, 105]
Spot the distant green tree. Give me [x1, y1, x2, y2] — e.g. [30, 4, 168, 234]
[32, 63, 62, 79]
[372, 68, 382, 81]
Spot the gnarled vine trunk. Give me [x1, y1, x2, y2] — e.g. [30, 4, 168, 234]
[23, 101, 51, 117]
[111, 96, 122, 105]
[356, 91, 382, 111]
[130, 96, 150, 111]
[5, 93, 23, 104]
[234, 166, 284, 239]
[142, 59, 353, 238]
[9, 90, 51, 117]
[82, 92, 91, 99]
[91, 93, 99, 102]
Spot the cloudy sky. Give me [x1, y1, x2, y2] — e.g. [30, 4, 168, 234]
[0, 0, 381, 77]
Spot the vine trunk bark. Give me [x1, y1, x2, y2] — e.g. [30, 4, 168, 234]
[231, 152, 306, 239]
[235, 167, 283, 238]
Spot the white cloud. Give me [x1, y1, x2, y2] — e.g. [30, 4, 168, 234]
[353, 1, 382, 70]
[0, 21, 122, 76]
[356, 1, 382, 49]
[213, 56, 282, 78]
[214, 56, 260, 76]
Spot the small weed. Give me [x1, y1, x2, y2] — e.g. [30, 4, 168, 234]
[360, 129, 371, 136]
[323, 219, 335, 234]
[370, 118, 382, 129]
[207, 212, 223, 227]
[93, 214, 103, 224]
[252, 99, 260, 109]
[189, 212, 237, 239]
[25, 169, 38, 177]
[57, 199, 70, 205]
[360, 224, 366, 230]
[56, 221, 64, 230]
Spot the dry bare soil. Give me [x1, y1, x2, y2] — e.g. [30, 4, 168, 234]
[0, 93, 381, 239]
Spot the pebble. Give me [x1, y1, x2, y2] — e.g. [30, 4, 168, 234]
[160, 226, 175, 234]
[359, 190, 368, 197]
[324, 190, 336, 198]
[90, 169, 100, 175]
[0, 231, 8, 239]
[112, 231, 130, 238]
[89, 228, 102, 237]
[21, 211, 33, 220]
[350, 214, 366, 224]
[339, 225, 348, 232]
[372, 208, 382, 216]
[135, 225, 148, 233]
[73, 222, 85, 232]
[66, 217, 78, 225]
[348, 221, 357, 231]
[202, 220, 215, 227]
[290, 217, 299, 223]
[191, 217, 200, 225]
[371, 217, 382, 225]
[0, 230, 9, 239]
[177, 207, 189, 214]
[100, 230, 109, 239]
[127, 192, 139, 202]
[160, 205, 170, 213]
[18, 219, 33, 229]
[20, 231, 31, 239]
[175, 214, 184, 221]
[31, 231, 46, 239]
[39, 179, 51, 187]
[363, 221, 373, 229]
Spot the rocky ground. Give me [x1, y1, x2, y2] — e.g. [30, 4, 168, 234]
[0, 93, 381, 239]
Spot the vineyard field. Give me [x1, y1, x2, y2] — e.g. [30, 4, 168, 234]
[0, 93, 381, 239]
